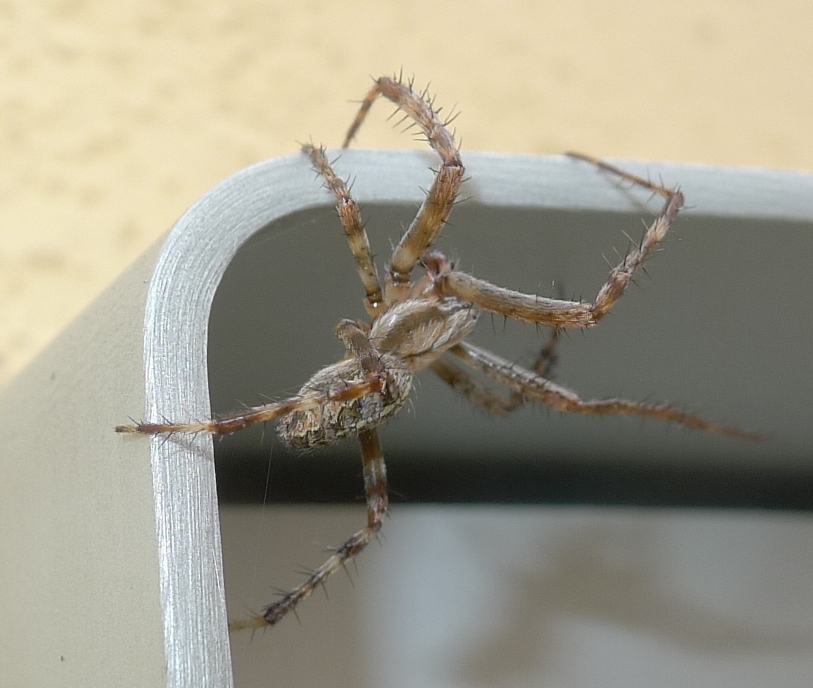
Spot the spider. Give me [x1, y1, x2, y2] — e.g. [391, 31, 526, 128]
[117, 75, 762, 630]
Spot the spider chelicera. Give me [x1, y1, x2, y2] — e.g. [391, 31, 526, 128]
[117, 75, 761, 630]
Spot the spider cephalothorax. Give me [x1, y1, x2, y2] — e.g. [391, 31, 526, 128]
[279, 251, 480, 450]
[117, 75, 761, 630]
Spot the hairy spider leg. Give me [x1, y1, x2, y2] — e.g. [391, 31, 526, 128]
[341, 75, 465, 303]
[434, 186, 684, 329]
[449, 341, 765, 441]
[430, 328, 562, 416]
[113, 380, 384, 436]
[303, 144, 384, 317]
[229, 427, 387, 629]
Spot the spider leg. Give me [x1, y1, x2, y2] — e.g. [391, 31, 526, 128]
[565, 152, 675, 197]
[430, 329, 561, 416]
[229, 427, 388, 630]
[343, 75, 465, 301]
[528, 327, 561, 380]
[449, 341, 764, 441]
[433, 177, 684, 328]
[430, 356, 523, 416]
[114, 378, 384, 436]
[303, 144, 384, 317]
[115, 319, 391, 437]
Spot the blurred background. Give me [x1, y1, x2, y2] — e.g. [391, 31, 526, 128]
[0, 0, 811, 384]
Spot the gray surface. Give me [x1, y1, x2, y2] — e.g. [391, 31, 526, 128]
[1, 150, 811, 687]
[0, 244, 168, 686]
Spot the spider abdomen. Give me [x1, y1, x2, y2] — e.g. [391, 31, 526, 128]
[277, 355, 413, 450]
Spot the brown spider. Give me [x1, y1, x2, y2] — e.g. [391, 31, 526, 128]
[117, 75, 762, 630]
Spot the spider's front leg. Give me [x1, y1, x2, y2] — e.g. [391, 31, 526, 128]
[229, 427, 388, 630]
[430, 159, 684, 329]
[303, 144, 384, 317]
[342, 75, 465, 302]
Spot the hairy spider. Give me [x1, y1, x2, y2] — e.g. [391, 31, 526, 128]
[117, 75, 761, 630]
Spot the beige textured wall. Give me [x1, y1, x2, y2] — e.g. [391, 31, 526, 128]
[1, 0, 811, 385]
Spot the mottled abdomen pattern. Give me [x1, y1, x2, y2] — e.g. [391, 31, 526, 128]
[277, 355, 413, 450]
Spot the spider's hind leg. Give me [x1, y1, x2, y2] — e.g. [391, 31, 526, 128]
[430, 355, 523, 416]
[229, 428, 388, 630]
[431, 328, 562, 416]
[449, 341, 764, 441]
